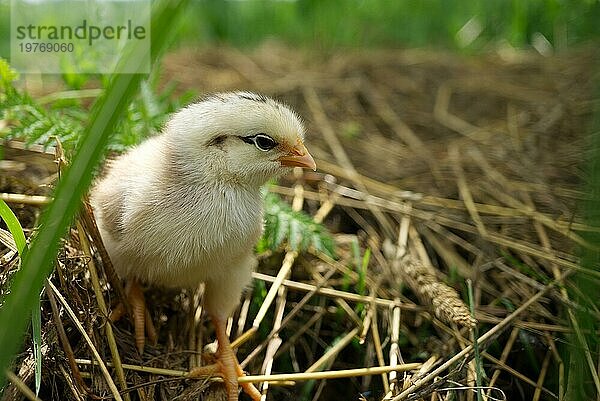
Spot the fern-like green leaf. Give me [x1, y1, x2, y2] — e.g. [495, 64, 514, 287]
[261, 192, 336, 258]
[1, 79, 85, 151]
[0, 57, 194, 156]
[0, 59, 20, 92]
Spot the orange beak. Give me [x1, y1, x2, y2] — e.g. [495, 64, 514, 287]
[278, 142, 317, 171]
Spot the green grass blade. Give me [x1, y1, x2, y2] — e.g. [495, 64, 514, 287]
[0, 0, 190, 386]
[31, 298, 41, 396]
[567, 58, 600, 401]
[0, 201, 40, 395]
[0, 200, 27, 255]
[467, 279, 483, 401]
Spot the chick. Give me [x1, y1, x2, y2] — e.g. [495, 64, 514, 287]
[90, 92, 316, 401]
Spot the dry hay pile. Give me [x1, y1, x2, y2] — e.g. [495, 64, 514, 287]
[0, 45, 596, 401]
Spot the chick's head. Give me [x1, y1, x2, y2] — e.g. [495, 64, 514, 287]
[165, 92, 315, 186]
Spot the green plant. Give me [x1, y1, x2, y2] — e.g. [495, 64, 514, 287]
[0, 60, 85, 151]
[566, 65, 600, 401]
[0, 60, 193, 155]
[173, 0, 600, 51]
[258, 192, 336, 258]
[467, 279, 483, 401]
[0, 200, 41, 397]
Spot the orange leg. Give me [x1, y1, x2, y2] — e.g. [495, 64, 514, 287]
[110, 280, 157, 354]
[189, 316, 261, 401]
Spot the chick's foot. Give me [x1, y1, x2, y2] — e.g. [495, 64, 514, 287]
[109, 279, 157, 354]
[188, 316, 261, 401]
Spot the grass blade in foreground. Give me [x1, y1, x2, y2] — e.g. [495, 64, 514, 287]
[0, 201, 41, 395]
[568, 62, 600, 401]
[0, 200, 27, 253]
[0, 0, 190, 385]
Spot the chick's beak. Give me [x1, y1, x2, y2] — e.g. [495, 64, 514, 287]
[278, 142, 317, 171]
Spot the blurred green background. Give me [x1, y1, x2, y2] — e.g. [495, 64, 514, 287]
[1, 0, 600, 56]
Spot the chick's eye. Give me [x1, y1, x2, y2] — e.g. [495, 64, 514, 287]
[254, 134, 277, 151]
[251, 134, 277, 151]
[241, 133, 278, 151]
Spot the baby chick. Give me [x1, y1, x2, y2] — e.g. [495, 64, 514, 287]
[90, 92, 316, 401]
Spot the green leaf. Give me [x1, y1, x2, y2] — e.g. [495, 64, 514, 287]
[262, 192, 336, 258]
[2, 46, 194, 157]
[0, 0, 191, 385]
[1, 83, 85, 152]
[288, 218, 301, 250]
[273, 212, 289, 249]
[0, 201, 41, 396]
[0, 200, 26, 255]
[31, 299, 41, 396]
[0, 59, 19, 91]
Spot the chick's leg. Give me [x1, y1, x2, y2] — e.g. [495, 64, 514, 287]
[189, 316, 261, 401]
[189, 261, 261, 401]
[109, 279, 157, 354]
[215, 316, 261, 401]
